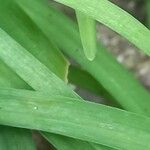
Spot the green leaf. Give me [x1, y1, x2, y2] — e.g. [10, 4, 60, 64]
[53, 0, 150, 56]
[0, 1, 111, 148]
[0, 1, 68, 148]
[0, 126, 35, 150]
[18, 0, 150, 114]
[0, 59, 35, 150]
[0, 0, 69, 81]
[76, 11, 97, 61]
[0, 28, 73, 97]
[68, 65, 115, 101]
[0, 0, 149, 149]
[0, 27, 110, 150]
[0, 88, 150, 150]
[43, 133, 96, 150]
[0, 60, 31, 90]
[147, 0, 150, 28]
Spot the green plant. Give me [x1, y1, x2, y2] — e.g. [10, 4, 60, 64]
[147, 0, 150, 28]
[0, 0, 150, 150]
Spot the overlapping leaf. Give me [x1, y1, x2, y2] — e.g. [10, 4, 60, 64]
[0, 126, 35, 150]
[147, 0, 150, 28]
[0, 26, 110, 150]
[76, 11, 97, 61]
[16, 0, 150, 114]
[0, 89, 150, 150]
[0, 0, 150, 150]
[53, 0, 150, 56]
[68, 65, 115, 101]
[0, 0, 68, 81]
[0, 0, 72, 149]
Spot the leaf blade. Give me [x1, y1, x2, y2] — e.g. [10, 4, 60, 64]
[68, 65, 115, 101]
[76, 11, 97, 61]
[18, 0, 150, 114]
[0, 27, 106, 150]
[0, 88, 150, 150]
[53, 0, 150, 56]
[0, 0, 69, 81]
[147, 0, 150, 28]
[0, 126, 35, 150]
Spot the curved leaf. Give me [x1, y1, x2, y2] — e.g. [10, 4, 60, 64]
[76, 11, 97, 61]
[0, 126, 35, 150]
[17, 0, 150, 114]
[0, 0, 69, 81]
[0, 89, 150, 150]
[147, 0, 150, 28]
[0, 27, 109, 150]
[53, 0, 150, 56]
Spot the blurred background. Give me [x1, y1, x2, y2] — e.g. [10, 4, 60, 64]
[35, 0, 150, 149]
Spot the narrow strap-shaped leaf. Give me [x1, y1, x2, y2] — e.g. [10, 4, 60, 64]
[43, 133, 96, 150]
[68, 65, 115, 101]
[0, 61, 35, 150]
[18, 0, 150, 114]
[147, 0, 150, 28]
[0, 0, 149, 149]
[0, 60, 31, 90]
[90, 143, 116, 150]
[0, 68, 97, 150]
[53, 0, 150, 56]
[0, 1, 39, 148]
[0, 28, 110, 150]
[0, 88, 150, 150]
[0, 126, 35, 150]
[7, 1, 150, 150]
[0, 1, 69, 148]
[0, 0, 69, 81]
[0, 1, 112, 150]
[0, 1, 110, 149]
[76, 11, 97, 61]
[0, 28, 74, 97]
